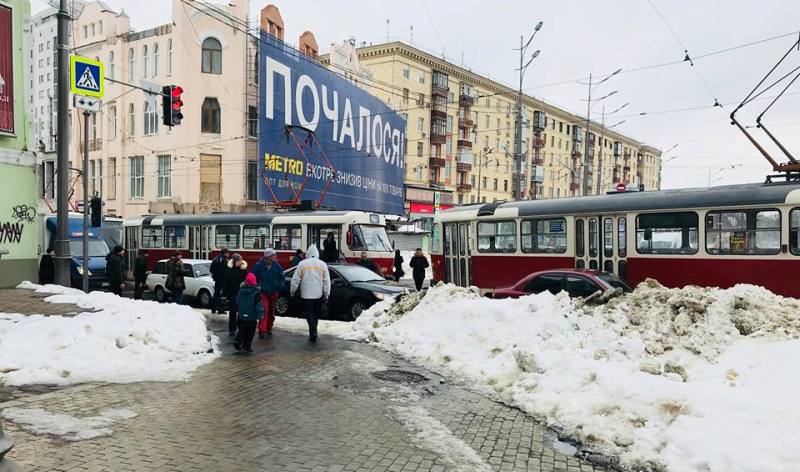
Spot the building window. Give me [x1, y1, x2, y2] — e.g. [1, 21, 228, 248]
[91, 159, 103, 196]
[403, 65, 410, 79]
[504, 180, 508, 192]
[152, 43, 159, 77]
[142, 45, 148, 78]
[108, 158, 116, 199]
[143, 100, 158, 135]
[482, 176, 487, 189]
[417, 117, 424, 133]
[40, 160, 55, 199]
[167, 39, 173, 74]
[129, 156, 144, 198]
[477, 221, 516, 253]
[493, 178, 498, 190]
[128, 103, 135, 136]
[98, 21, 102, 35]
[91, 23, 95, 36]
[108, 51, 114, 79]
[444, 161, 451, 178]
[418, 93, 425, 106]
[636, 212, 699, 254]
[109, 105, 117, 140]
[402, 88, 409, 103]
[201, 98, 221, 133]
[248, 106, 258, 137]
[416, 142, 423, 157]
[128, 48, 135, 81]
[418, 70, 425, 84]
[201, 37, 222, 74]
[705, 209, 780, 255]
[157, 155, 171, 197]
[247, 160, 258, 200]
[83, 25, 87, 38]
[522, 218, 567, 253]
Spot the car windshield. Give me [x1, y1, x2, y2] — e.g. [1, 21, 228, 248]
[334, 264, 385, 283]
[353, 225, 393, 252]
[69, 239, 110, 258]
[192, 263, 211, 277]
[596, 273, 633, 293]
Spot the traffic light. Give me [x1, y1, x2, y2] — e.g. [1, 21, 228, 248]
[90, 196, 102, 227]
[161, 85, 184, 127]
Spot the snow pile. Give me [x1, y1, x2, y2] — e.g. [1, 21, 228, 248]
[0, 283, 219, 386]
[343, 281, 800, 472]
[1, 407, 136, 441]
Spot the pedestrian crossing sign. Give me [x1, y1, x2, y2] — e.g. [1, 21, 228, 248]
[70, 55, 104, 98]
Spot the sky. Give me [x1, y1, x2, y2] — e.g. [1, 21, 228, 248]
[32, 0, 800, 189]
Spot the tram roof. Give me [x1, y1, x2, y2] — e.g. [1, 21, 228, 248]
[137, 210, 356, 226]
[439, 182, 800, 220]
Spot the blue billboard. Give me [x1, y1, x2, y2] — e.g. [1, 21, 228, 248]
[258, 34, 406, 215]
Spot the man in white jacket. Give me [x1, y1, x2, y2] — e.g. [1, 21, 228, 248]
[290, 244, 331, 342]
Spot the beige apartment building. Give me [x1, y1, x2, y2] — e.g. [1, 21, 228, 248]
[62, 0, 258, 218]
[351, 42, 662, 216]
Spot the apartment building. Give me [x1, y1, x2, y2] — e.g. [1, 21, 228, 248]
[351, 42, 662, 217]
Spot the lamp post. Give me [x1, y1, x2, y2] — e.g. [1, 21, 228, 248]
[580, 69, 622, 196]
[513, 21, 543, 201]
[595, 102, 628, 194]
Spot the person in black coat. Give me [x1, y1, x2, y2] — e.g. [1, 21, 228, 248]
[38, 247, 55, 285]
[106, 245, 125, 296]
[210, 248, 230, 314]
[409, 248, 429, 292]
[225, 253, 248, 336]
[356, 251, 381, 275]
[133, 251, 148, 299]
[393, 250, 405, 282]
[321, 232, 338, 263]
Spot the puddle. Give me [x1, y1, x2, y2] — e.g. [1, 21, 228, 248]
[546, 437, 578, 456]
[372, 369, 429, 384]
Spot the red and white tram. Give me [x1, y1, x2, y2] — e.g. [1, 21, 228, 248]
[431, 182, 800, 298]
[123, 211, 395, 274]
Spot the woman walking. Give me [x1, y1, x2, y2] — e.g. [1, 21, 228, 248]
[409, 248, 429, 292]
[225, 253, 248, 336]
[392, 250, 405, 282]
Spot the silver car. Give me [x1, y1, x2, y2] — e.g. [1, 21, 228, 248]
[146, 259, 215, 307]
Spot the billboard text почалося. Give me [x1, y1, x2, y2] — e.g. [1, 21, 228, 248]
[258, 34, 406, 215]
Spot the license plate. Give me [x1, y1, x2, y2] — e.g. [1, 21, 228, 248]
[101, 282, 109, 287]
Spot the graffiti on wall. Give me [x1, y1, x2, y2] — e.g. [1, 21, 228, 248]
[0, 221, 23, 243]
[11, 204, 35, 223]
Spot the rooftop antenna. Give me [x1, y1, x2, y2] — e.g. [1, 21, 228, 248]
[386, 19, 390, 42]
[410, 25, 413, 45]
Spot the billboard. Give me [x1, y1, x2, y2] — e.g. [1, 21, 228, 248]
[0, 4, 14, 134]
[258, 34, 406, 215]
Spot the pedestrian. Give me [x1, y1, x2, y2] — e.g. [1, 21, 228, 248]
[106, 245, 125, 296]
[252, 248, 284, 338]
[210, 248, 230, 314]
[356, 251, 381, 275]
[321, 232, 338, 263]
[292, 249, 305, 267]
[233, 273, 264, 353]
[225, 253, 248, 336]
[165, 251, 186, 304]
[409, 248, 429, 292]
[393, 249, 405, 282]
[133, 250, 148, 299]
[38, 247, 55, 285]
[290, 244, 330, 343]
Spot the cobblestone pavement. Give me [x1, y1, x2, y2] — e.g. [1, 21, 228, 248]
[1, 291, 609, 472]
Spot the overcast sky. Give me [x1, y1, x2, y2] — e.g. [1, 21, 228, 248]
[33, 0, 800, 189]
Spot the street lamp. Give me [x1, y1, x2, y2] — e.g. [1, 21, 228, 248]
[513, 21, 543, 201]
[579, 68, 622, 196]
[593, 101, 628, 194]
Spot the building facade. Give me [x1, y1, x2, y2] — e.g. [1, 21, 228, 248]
[1, 0, 39, 287]
[349, 42, 662, 216]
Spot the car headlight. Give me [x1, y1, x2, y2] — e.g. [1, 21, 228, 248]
[372, 291, 385, 300]
[75, 266, 92, 276]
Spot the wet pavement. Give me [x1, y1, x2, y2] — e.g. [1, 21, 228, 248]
[1, 289, 608, 472]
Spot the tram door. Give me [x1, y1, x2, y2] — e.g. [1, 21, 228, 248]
[444, 223, 471, 287]
[575, 216, 628, 278]
[574, 217, 599, 270]
[188, 225, 212, 260]
[124, 226, 140, 278]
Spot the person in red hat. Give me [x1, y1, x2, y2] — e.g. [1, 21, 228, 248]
[233, 272, 264, 353]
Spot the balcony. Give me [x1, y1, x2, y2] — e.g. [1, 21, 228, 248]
[431, 100, 447, 120]
[79, 139, 102, 153]
[532, 137, 545, 149]
[532, 156, 544, 165]
[572, 149, 582, 158]
[432, 71, 449, 97]
[429, 156, 446, 168]
[458, 117, 474, 128]
[459, 93, 475, 107]
[456, 150, 474, 172]
[623, 165, 631, 172]
[457, 183, 473, 192]
[430, 129, 446, 145]
[457, 139, 472, 150]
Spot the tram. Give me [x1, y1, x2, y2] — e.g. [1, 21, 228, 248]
[123, 210, 395, 274]
[431, 182, 800, 298]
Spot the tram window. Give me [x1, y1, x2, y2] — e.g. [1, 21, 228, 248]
[791, 209, 800, 255]
[163, 226, 186, 248]
[243, 225, 269, 250]
[618, 217, 627, 258]
[477, 220, 516, 253]
[432, 224, 441, 253]
[443, 225, 451, 255]
[521, 218, 567, 253]
[636, 212, 698, 254]
[215, 225, 240, 249]
[706, 209, 780, 255]
[576, 219, 585, 257]
[273, 225, 302, 250]
[141, 226, 162, 248]
[603, 218, 613, 258]
[588, 218, 598, 258]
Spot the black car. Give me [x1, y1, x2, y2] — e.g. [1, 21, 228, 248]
[276, 263, 407, 321]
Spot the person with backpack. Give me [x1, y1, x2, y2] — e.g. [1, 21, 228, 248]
[165, 251, 186, 304]
[210, 248, 230, 314]
[409, 248, 429, 292]
[233, 273, 264, 353]
[252, 248, 284, 338]
[290, 244, 330, 343]
[225, 253, 248, 336]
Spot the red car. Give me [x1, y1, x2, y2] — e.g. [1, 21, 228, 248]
[492, 269, 632, 299]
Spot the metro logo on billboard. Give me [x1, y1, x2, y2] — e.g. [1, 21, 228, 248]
[259, 35, 406, 215]
[0, 4, 14, 135]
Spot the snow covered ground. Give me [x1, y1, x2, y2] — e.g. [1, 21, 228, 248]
[1, 407, 136, 441]
[0, 282, 219, 386]
[279, 281, 800, 472]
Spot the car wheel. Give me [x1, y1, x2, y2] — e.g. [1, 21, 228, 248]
[154, 286, 166, 303]
[197, 289, 212, 308]
[347, 298, 367, 321]
[275, 294, 290, 316]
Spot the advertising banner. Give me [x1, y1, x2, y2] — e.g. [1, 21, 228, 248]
[0, 4, 14, 134]
[258, 34, 406, 215]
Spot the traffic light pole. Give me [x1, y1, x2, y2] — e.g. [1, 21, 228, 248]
[82, 111, 90, 292]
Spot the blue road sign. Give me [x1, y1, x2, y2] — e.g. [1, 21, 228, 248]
[70, 55, 104, 98]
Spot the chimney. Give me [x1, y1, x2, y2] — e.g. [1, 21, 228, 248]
[299, 31, 319, 59]
[260, 4, 284, 40]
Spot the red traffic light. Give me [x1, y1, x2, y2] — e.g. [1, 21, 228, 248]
[171, 86, 183, 98]
[172, 99, 183, 110]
